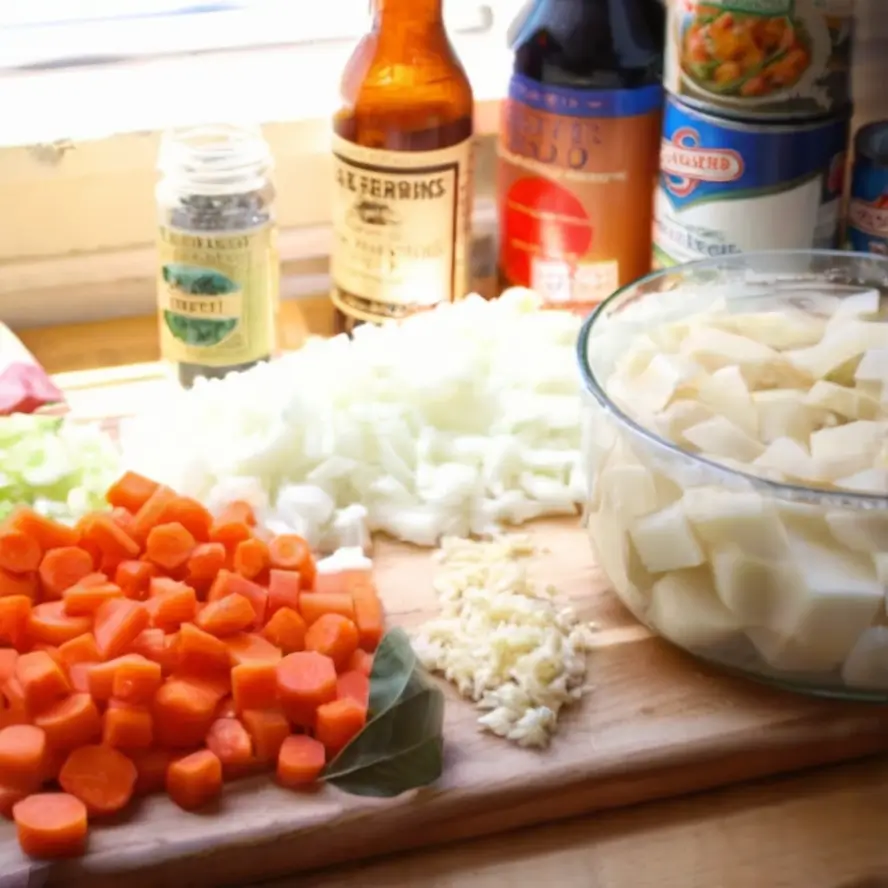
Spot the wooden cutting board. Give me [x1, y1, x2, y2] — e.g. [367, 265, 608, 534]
[2, 519, 887, 888]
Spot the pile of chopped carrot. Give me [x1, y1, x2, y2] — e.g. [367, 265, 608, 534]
[0, 472, 384, 859]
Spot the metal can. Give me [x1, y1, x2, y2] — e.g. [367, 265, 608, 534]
[845, 122, 888, 256]
[653, 94, 849, 269]
[664, 0, 855, 121]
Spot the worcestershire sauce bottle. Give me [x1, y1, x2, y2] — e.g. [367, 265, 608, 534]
[497, 0, 665, 312]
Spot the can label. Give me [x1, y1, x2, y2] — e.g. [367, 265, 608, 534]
[330, 135, 473, 323]
[846, 158, 888, 256]
[653, 95, 848, 268]
[497, 75, 662, 311]
[157, 225, 278, 367]
[665, 0, 854, 120]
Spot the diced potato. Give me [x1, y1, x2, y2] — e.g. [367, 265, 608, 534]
[855, 347, 888, 390]
[696, 366, 758, 437]
[841, 627, 888, 690]
[713, 309, 826, 350]
[682, 416, 764, 463]
[787, 320, 888, 380]
[586, 511, 650, 617]
[747, 627, 843, 674]
[597, 463, 660, 524]
[835, 468, 888, 494]
[710, 544, 798, 625]
[753, 437, 817, 482]
[628, 501, 705, 573]
[751, 389, 829, 445]
[809, 420, 888, 481]
[804, 380, 880, 421]
[679, 325, 779, 372]
[825, 510, 888, 553]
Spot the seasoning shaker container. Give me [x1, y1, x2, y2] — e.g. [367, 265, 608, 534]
[156, 124, 280, 388]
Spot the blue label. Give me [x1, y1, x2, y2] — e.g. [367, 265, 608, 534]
[508, 73, 663, 119]
[846, 158, 888, 255]
[659, 95, 848, 211]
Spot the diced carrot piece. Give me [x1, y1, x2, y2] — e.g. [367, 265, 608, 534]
[111, 656, 163, 704]
[130, 628, 178, 674]
[57, 634, 101, 670]
[267, 569, 301, 616]
[276, 651, 336, 728]
[30, 644, 64, 667]
[298, 592, 354, 626]
[16, 651, 70, 713]
[305, 614, 359, 672]
[185, 542, 227, 587]
[0, 724, 46, 790]
[0, 785, 27, 820]
[315, 569, 373, 596]
[166, 748, 222, 811]
[0, 595, 32, 649]
[130, 747, 172, 795]
[215, 696, 237, 718]
[80, 514, 140, 561]
[196, 593, 256, 638]
[59, 744, 137, 816]
[231, 661, 278, 712]
[233, 538, 270, 581]
[217, 501, 256, 527]
[277, 735, 326, 788]
[353, 593, 385, 652]
[103, 701, 153, 750]
[0, 649, 17, 682]
[209, 518, 252, 552]
[262, 607, 306, 654]
[13, 792, 88, 859]
[206, 717, 253, 765]
[34, 694, 102, 750]
[0, 569, 38, 601]
[86, 655, 146, 701]
[241, 708, 290, 763]
[145, 522, 196, 572]
[0, 529, 41, 574]
[145, 578, 197, 629]
[106, 471, 159, 514]
[129, 485, 177, 545]
[336, 670, 370, 708]
[152, 678, 218, 748]
[226, 632, 282, 666]
[75, 572, 109, 588]
[315, 697, 366, 756]
[268, 535, 315, 587]
[178, 671, 231, 701]
[110, 510, 136, 542]
[7, 507, 78, 551]
[63, 580, 123, 616]
[66, 664, 91, 695]
[177, 622, 231, 674]
[155, 497, 213, 543]
[207, 570, 267, 625]
[347, 648, 374, 677]
[114, 560, 157, 601]
[94, 598, 148, 660]
[0, 677, 29, 729]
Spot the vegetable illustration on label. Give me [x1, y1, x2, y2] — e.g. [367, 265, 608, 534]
[161, 264, 241, 348]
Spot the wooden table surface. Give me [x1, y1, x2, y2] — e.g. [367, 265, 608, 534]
[17, 300, 888, 888]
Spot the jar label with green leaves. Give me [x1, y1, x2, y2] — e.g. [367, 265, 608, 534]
[156, 226, 278, 367]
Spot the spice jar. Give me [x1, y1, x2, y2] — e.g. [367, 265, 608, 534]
[156, 124, 279, 388]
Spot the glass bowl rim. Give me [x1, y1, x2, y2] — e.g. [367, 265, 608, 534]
[575, 249, 888, 510]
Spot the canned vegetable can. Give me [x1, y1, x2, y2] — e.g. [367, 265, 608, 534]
[664, 0, 855, 121]
[845, 122, 888, 256]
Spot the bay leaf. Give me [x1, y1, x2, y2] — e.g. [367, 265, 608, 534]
[366, 627, 418, 716]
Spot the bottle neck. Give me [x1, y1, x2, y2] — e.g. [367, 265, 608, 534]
[373, 0, 444, 25]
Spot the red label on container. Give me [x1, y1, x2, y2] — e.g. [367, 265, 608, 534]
[497, 76, 663, 312]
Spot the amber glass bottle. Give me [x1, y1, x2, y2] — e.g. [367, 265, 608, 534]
[330, 0, 475, 335]
[497, 0, 665, 312]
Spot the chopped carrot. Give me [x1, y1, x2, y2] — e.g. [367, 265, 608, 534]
[103, 701, 153, 750]
[215, 696, 237, 718]
[299, 592, 355, 626]
[80, 514, 140, 562]
[86, 655, 146, 701]
[277, 735, 326, 788]
[209, 517, 252, 553]
[185, 541, 227, 586]
[262, 607, 306, 654]
[226, 632, 282, 666]
[155, 497, 213, 543]
[63, 580, 124, 616]
[217, 501, 256, 527]
[0, 529, 41, 574]
[177, 622, 231, 674]
[130, 747, 172, 795]
[0, 649, 17, 682]
[207, 570, 267, 625]
[305, 613, 359, 671]
[206, 717, 253, 765]
[34, 694, 102, 750]
[67, 664, 91, 695]
[145, 522, 196, 572]
[0, 724, 46, 789]
[31, 644, 64, 667]
[315, 569, 373, 596]
[233, 538, 270, 581]
[111, 656, 163, 704]
[231, 661, 278, 712]
[145, 578, 197, 629]
[315, 697, 366, 756]
[93, 598, 149, 660]
[0, 677, 29, 729]
[347, 648, 374, 677]
[152, 677, 219, 748]
[13, 792, 88, 859]
[196, 593, 256, 638]
[75, 571, 110, 588]
[0, 785, 27, 820]
[167, 748, 222, 810]
[353, 593, 385, 652]
[179, 671, 232, 702]
[241, 708, 290, 763]
[114, 560, 157, 601]
[0, 568, 39, 601]
[336, 670, 370, 708]
[110, 508, 136, 539]
[268, 535, 315, 587]
[129, 485, 177, 545]
[59, 744, 137, 816]
[130, 629, 176, 674]
[0, 595, 32, 649]
[16, 651, 70, 713]
[276, 651, 337, 728]
[106, 471, 159, 514]
[7, 507, 78, 551]
[28, 601, 90, 647]
[267, 569, 301, 616]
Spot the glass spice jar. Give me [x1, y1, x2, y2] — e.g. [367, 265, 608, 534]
[155, 123, 280, 388]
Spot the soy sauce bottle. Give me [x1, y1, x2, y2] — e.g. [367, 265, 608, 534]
[497, 0, 665, 312]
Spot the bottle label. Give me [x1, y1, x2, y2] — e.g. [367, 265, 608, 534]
[330, 134, 473, 323]
[497, 75, 663, 312]
[156, 225, 278, 368]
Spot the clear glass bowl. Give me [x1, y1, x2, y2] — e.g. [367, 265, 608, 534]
[576, 250, 888, 701]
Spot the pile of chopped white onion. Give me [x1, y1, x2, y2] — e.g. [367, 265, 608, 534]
[119, 291, 586, 547]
